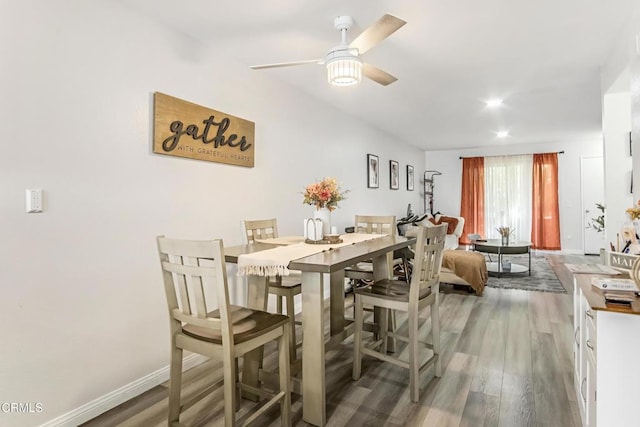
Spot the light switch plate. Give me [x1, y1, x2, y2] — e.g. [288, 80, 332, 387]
[26, 189, 43, 213]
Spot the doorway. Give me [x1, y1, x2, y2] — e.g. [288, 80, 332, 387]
[582, 156, 605, 255]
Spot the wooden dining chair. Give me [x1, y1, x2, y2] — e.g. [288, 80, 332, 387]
[342, 215, 402, 351]
[352, 223, 447, 403]
[345, 215, 398, 285]
[157, 236, 291, 427]
[243, 218, 302, 362]
[344, 215, 401, 312]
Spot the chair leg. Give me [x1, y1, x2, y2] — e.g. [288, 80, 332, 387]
[352, 284, 357, 318]
[408, 308, 419, 403]
[278, 326, 292, 427]
[387, 309, 396, 353]
[285, 292, 297, 362]
[431, 297, 442, 377]
[276, 294, 283, 314]
[352, 294, 364, 380]
[168, 344, 183, 425]
[234, 359, 240, 411]
[223, 354, 236, 427]
[379, 307, 389, 354]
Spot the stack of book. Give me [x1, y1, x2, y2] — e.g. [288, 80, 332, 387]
[591, 277, 640, 306]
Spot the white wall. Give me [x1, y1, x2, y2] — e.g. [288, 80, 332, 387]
[424, 139, 603, 253]
[600, 2, 640, 251]
[602, 92, 632, 246]
[0, 1, 424, 425]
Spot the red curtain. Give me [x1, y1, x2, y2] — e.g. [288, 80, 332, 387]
[459, 157, 485, 245]
[531, 153, 561, 250]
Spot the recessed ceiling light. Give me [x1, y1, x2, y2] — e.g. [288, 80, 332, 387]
[496, 130, 509, 138]
[486, 98, 503, 108]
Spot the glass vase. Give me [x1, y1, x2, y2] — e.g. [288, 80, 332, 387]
[501, 235, 509, 246]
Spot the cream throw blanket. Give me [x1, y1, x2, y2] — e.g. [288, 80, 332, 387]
[238, 233, 384, 276]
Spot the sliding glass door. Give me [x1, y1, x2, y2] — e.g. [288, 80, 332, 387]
[484, 155, 533, 242]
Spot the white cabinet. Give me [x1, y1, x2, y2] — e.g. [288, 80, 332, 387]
[573, 283, 597, 426]
[573, 274, 640, 426]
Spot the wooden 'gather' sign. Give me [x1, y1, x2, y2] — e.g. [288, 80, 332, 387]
[153, 92, 255, 167]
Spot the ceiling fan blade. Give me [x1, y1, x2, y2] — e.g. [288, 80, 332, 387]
[250, 59, 322, 70]
[362, 63, 397, 86]
[349, 14, 406, 55]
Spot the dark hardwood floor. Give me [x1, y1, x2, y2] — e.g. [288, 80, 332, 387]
[82, 253, 590, 427]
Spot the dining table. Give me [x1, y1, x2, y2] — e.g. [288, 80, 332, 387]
[224, 233, 413, 426]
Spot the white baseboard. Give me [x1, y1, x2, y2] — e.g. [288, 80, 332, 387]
[532, 248, 585, 255]
[560, 249, 585, 255]
[39, 354, 209, 427]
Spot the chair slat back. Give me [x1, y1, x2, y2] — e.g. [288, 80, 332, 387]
[410, 224, 447, 301]
[353, 215, 397, 270]
[157, 236, 232, 344]
[244, 218, 279, 243]
[354, 215, 396, 235]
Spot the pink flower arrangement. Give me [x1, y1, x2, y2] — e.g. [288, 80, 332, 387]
[303, 177, 348, 211]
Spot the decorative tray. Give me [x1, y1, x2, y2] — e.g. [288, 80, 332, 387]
[305, 238, 343, 245]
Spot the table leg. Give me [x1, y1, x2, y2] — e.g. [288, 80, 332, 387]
[302, 271, 326, 426]
[372, 252, 395, 353]
[242, 274, 269, 401]
[329, 270, 346, 336]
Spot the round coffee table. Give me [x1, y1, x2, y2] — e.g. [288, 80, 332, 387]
[473, 239, 532, 276]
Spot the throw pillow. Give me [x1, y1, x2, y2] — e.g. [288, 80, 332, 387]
[438, 216, 459, 234]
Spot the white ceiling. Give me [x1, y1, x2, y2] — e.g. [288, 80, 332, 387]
[122, 0, 636, 151]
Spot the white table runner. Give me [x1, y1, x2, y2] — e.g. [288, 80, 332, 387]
[255, 235, 306, 246]
[238, 233, 384, 276]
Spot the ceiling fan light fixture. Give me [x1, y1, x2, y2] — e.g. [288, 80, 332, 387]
[250, 14, 404, 87]
[326, 49, 362, 86]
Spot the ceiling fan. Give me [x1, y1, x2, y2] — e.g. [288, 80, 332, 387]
[250, 14, 406, 87]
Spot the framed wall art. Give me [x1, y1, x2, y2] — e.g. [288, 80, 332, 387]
[390, 160, 399, 190]
[407, 165, 414, 191]
[367, 154, 379, 188]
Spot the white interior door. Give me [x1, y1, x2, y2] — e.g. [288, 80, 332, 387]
[582, 156, 605, 255]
